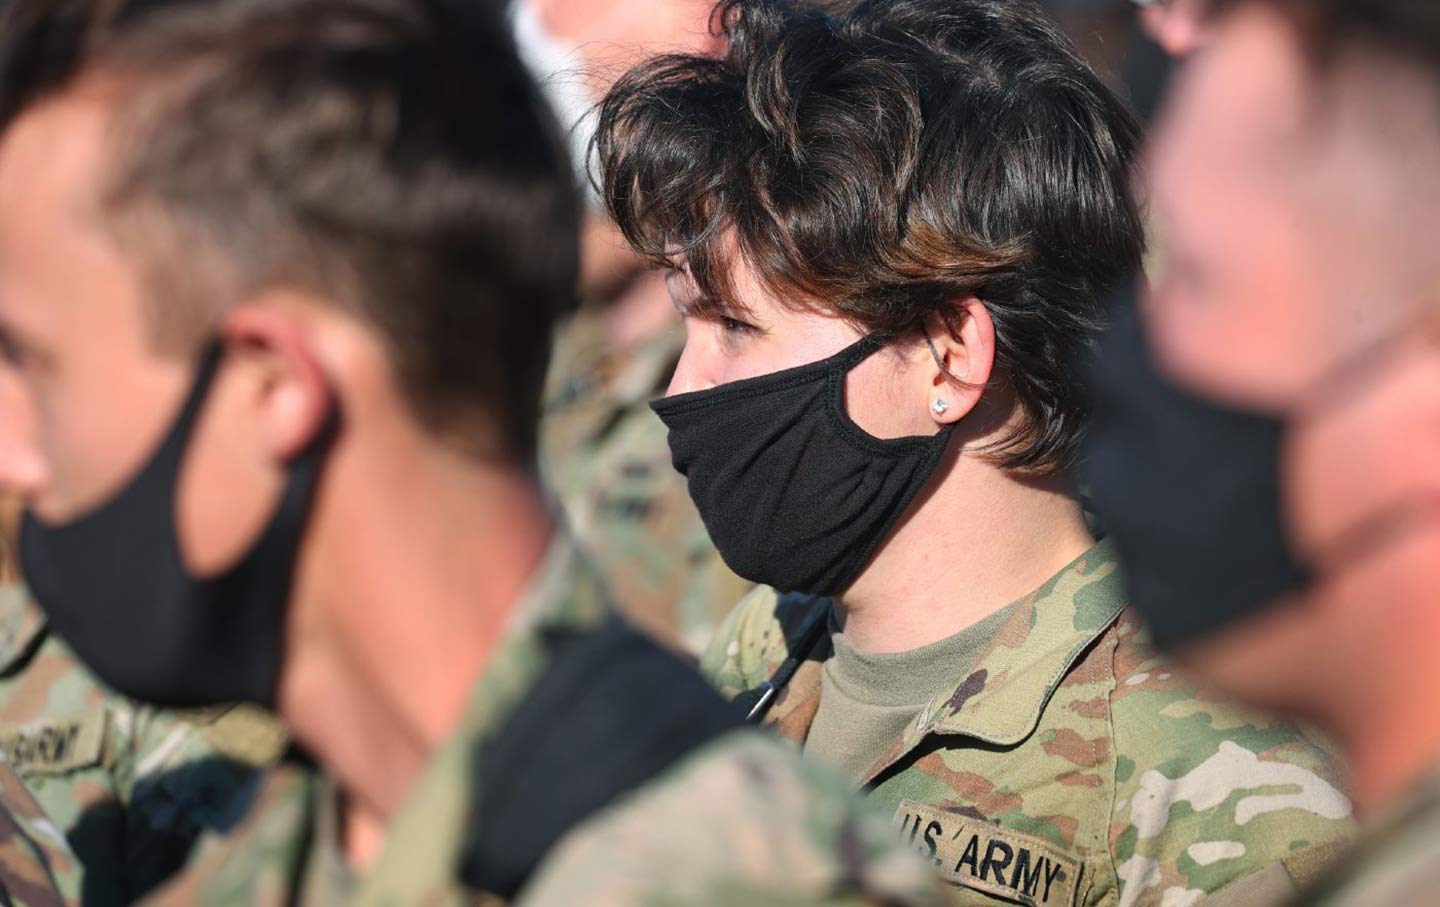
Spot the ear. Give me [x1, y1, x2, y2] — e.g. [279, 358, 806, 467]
[218, 303, 334, 463]
[921, 298, 995, 427]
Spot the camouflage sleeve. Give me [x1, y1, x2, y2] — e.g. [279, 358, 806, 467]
[517, 731, 946, 907]
[0, 757, 79, 907]
[110, 702, 288, 897]
[1107, 616, 1357, 907]
[698, 586, 783, 699]
[138, 763, 317, 907]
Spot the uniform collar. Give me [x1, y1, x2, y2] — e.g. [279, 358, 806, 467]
[765, 540, 1128, 785]
[899, 540, 1126, 749]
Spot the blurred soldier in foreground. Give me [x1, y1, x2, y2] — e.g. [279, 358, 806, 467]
[0, 0, 943, 903]
[0, 368, 281, 905]
[1087, 0, 1440, 903]
[518, 0, 753, 656]
[595, 0, 1355, 903]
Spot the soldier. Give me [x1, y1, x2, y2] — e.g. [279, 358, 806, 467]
[593, 0, 1357, 903]
[519, 0, 752, 656]
[1084, 0, 1440, 904]
[0, 347, 285, 905]
[0, 0, 943, 904]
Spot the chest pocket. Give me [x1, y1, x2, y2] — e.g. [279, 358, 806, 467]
[0, 703, 107, 777]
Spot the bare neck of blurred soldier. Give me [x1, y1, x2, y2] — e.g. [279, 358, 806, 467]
[275, 402, 554, 868]
[837, 395, 1096, 655]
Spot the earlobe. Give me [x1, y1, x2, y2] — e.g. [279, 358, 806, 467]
[923, 298, 994, 425]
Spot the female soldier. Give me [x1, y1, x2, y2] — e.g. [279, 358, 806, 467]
[595, 1, 1356, 904]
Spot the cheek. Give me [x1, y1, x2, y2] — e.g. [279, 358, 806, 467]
[666, 325, 791, 394]
[175, 373, 286, 575]
[25, 337, 194, 520]
[1148, 239, 1329, 410]
[843, 354, 930, 440]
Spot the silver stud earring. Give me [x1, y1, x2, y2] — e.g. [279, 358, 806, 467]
[931, 398, 949, 416]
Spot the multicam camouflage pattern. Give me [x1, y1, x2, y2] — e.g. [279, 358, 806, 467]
[703, 540, 1358, 907]
[0, 755, 79, 906]
[149, 534, 946, 907]
[540, 304, 753, 657]
[1292, 765, 1440, 907]
[1, 493, 20, 585]
[0, 584, 287, 905]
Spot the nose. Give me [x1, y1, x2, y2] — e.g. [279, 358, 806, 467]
[665, 336, 716, 398]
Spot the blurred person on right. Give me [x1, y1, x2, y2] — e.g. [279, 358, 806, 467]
[1086, 0, 1440, 904]
[596, 0, 1356, 904]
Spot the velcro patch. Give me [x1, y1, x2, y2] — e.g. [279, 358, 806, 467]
[0, 705, 106, 776]
[893, 800, 1081, 907]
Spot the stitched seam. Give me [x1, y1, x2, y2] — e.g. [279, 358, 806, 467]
[820, 368, 949, 456]
[1103, 621, 1124, 907]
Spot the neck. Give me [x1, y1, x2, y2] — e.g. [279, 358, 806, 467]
[1322, 620, 1440, 814]
[839, 455, 1094, 654]
[278, 440, 553, 867]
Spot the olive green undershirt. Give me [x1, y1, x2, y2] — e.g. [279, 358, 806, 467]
[804, 602, 1019, 783]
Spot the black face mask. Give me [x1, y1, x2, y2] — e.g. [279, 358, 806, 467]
[651, 335, 956, 598]
[1083, 294, 1311, 651]
[20, 343, 335, 709]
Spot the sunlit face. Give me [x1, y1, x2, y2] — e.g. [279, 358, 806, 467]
[0, 84, 284, 575]
[0, 88, 194, 523]
[663, 264, 940, 441]
[1145, 8, 1440, 411]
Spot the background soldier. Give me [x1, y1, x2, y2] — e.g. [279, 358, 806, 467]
[519, 0, 754, 657]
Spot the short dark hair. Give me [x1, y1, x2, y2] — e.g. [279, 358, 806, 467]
[594, 0, 1144, 474]
[1210, 0, 1440, 71]
[0, 0, 579, 460]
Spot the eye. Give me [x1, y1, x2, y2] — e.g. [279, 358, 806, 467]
[719, 315, 759, 336]
[0, 329, 23, 368]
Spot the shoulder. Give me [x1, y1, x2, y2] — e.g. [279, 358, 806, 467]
[700, 587, 828, 698]
[1106, 610, 1356, 906]
[523, 729, 944, 907]
[1296, 771, 1440, 907]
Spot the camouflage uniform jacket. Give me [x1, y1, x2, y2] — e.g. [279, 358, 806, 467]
[1291, 764, 1440, 907]
[147, 534, 948, 907]
[540, 305, 752, 657]
[0, 755, 81, 906]
[0, 585, 287, 905]
[702, 540, 1358, 907]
